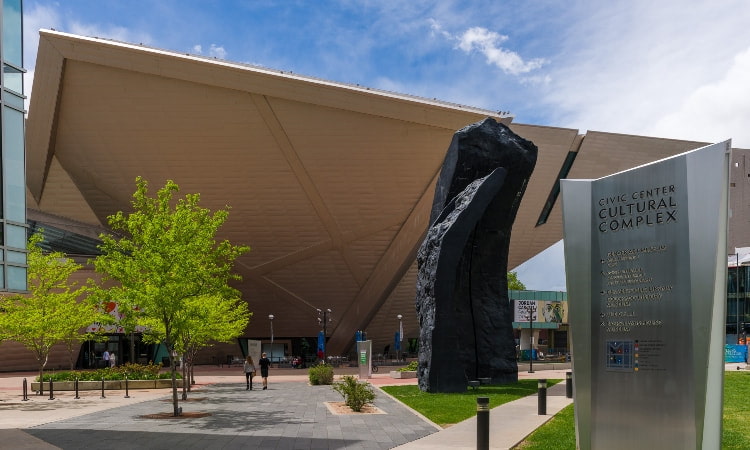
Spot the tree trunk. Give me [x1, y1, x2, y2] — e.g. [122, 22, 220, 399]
[166, 343, 180, 417]
[181, 358, 188, 400]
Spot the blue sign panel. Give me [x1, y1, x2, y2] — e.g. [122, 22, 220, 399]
[725, 344, 747, 363]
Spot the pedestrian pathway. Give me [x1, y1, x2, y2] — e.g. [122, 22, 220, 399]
[0, 366, 571, 449]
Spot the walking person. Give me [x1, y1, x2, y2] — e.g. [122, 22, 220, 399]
[102, 349, 110, 368]
[243, 355, 256, 390]
[259, 352, 271, 390]
[110, 352, 117, 368]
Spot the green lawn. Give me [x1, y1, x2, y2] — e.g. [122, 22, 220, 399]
[381, 379, 558, 427]
[382, 372, 750, 449]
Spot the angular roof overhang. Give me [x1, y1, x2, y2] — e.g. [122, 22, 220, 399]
[26, 30, 708, 355]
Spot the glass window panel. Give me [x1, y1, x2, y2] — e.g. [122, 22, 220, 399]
[7, 264, 25, 291]
[3, 64, 22, 94]
[5, 223, 25, 248]
[4, 89, 23, 109]
[2, 0, 22, 67]
[0, 264, 4, 289]
[6, 249, 24, 263]
[3, 106, 25, 222]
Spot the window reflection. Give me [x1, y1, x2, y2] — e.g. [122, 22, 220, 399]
[2, 0, 22, 67]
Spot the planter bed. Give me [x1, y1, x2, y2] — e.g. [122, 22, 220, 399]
[31, 379, 183, 391]
[389, 370, 417, 379]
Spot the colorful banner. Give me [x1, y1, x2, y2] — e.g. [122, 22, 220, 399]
[513, 300, 568, 324]
[725, 344, 747, 363]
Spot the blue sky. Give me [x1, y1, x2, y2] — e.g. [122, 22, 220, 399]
[21, 1, 750, 290]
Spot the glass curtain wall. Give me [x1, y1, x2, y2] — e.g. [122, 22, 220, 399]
[1, 0, 27, 291]
[728, 265, 749, 343]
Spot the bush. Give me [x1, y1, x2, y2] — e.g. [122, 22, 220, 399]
[332, 375, 375, 412]
[308, 362, 334, 385]
[398, 360, 418, 372]
[37, 362, 177, 382]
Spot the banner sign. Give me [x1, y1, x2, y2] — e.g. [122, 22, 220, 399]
[725, 344, 747, 363]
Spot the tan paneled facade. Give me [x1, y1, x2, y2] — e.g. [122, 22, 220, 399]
[10, 29, 747, 370]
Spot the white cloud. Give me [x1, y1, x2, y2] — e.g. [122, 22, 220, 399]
[430, 20, 546, 76]
[649, 46, 750, 148]
[68, 22, 152, 46]
[513, 241, 567, 291]
[456, 27, 546, 75]
[540, 1, 750, 148]
[191, 43, 227, 59]
[208, 44, 227, 59]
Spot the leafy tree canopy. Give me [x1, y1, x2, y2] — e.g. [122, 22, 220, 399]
[0, 231, 108, 375]
[507, 271, 526, 291]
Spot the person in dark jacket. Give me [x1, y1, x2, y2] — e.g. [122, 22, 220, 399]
[258, 352, 271, 390]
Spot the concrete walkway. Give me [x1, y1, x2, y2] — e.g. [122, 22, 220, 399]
[0, 365, 572, 449]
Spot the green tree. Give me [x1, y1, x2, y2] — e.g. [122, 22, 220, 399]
[179, 294, 250, 397]
[507, 271, 526, 290]
[0, 231, 108, 382]
[93, 177, 250, 416]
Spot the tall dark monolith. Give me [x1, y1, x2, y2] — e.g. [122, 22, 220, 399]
[415, 117, 537, 393]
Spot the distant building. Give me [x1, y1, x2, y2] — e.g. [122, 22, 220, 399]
[510, 290, 568, 359]
[728, 248, 750, 343]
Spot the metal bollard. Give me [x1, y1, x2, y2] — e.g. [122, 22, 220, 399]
[476, 396, 490, 450]
[49, 378, 55, 400]
[124, 375, 130, 398]
[538, 379, 547, 415]
[566, 372, 573, 399]
[100, 377, 106, 399]
[74, 378, 80, 399]
[22, 378, 29, 401]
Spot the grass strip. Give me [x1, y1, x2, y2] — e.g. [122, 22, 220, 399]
[384, 372, 750, 448]
[381, 379, 557, 427]
[516, 371, 750, 449]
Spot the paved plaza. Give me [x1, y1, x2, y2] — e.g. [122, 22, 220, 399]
[0, 365, 573, 449]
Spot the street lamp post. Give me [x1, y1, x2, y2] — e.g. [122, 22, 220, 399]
[317, 308, 332, 360]
[268, 314, 274, 363]
[397, 314, 403, 361]
[528, 309, 535, 374]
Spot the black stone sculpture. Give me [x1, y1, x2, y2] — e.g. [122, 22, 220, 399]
[415, 117, 537, 393]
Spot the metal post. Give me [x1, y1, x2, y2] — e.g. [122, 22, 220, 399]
[100, 377, 106, 399]
[476, 397, 490, 450]
[566, 372, 573, 398]
[538, 379, 547, 415]
[269, 314, 274, 363]
[528, 310, 534, 373]
[318, 308, 332, 360]
[397, 314, 403, 362]
[48, 378, 55, 400]
[74, 378, 80, 399]
[22, 378, 29, 401]
[124, 375, 130, 398]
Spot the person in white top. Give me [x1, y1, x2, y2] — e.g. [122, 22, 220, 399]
[243, 356, 256, 390]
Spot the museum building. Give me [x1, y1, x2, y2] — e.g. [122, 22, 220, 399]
[2, 27, 749, 370]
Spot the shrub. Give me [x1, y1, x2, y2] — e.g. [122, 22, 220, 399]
[398, 360, 418, 372]
[37, 362, 177, 382]
[308, 362, 334, 385]
[332, 375, 375, 412]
